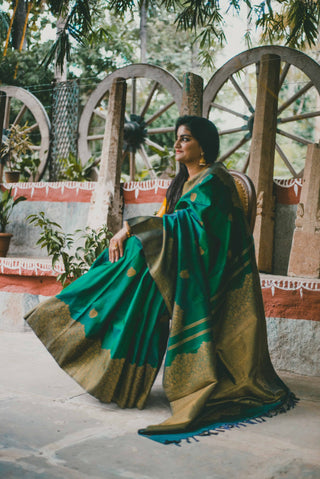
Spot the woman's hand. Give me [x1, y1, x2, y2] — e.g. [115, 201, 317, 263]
[108, 222, 131, 263]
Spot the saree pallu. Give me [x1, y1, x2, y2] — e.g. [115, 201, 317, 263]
[25, 239, 170, 409]
[25, 163, 295, 444]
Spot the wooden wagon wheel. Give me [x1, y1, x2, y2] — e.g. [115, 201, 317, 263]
[203, 46, 320, 178]
[78, 64, 182, 179]
[0, 86, 50, 181]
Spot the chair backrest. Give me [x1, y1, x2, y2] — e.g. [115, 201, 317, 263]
[229, 170, 257, 233]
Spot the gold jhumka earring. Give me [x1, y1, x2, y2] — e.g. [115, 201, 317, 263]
[199, 152, 206, 166]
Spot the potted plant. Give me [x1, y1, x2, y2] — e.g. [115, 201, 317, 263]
[0, 187, 26, 256]
[0, 123, 34, 183]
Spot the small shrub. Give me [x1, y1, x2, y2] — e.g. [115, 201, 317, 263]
[28, 212, 113, 287]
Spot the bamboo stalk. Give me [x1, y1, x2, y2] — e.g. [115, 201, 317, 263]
[3, 0, 20, 57]
[14, 1, 33, 79]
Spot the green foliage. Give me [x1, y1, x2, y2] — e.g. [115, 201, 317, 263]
[58, 154, 98, 181]
[0, 46, 54, 114]
[72, 14, 138, 86]
[147, 144, 176, 177]
[0, 10, 9, 42]
[19, 155, 41, 182]
[2, 0, 320, 76]
[256, 0, 320, 49]
[0, 187, 26, 233]
[0, 122, 40, 181]
[0, 123, 35, 173]
[28, 212, 113, 287]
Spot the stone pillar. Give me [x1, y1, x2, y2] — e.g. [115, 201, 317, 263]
[180, 72, 203, 116]
[0, 91, 6, 182]
[87, 78, 127, 233]
[288, 143, 320, 278]
[248, 54, 281, 273]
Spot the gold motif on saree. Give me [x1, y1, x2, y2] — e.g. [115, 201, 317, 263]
[190, 193, 197, 202]
[127, 267, 137, 277]
[164, 341, 216, 400]
[179, 269, 190, 279]
[89, 309, 98, 318]
[199, 246, 205, 255]
[26, 297, 159, 410]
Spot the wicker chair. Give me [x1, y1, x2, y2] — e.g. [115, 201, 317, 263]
[229, 170, 257, 233]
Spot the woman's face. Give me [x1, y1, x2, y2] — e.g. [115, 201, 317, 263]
[174, 125, 203, 166]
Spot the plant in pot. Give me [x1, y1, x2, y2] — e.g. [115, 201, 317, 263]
[0, 123, 34, 183]
[0, 187, 26, 257]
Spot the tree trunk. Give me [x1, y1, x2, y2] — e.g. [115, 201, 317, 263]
[140, 0, 147, 63]
[11, 0, 27, 50]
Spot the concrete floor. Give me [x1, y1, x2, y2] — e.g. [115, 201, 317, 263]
[1, 329, 320, 479]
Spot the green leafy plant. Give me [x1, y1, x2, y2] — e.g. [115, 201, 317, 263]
[0, 122, 41, 181]
[58, 154, 98, 182]
[0, 187, 26, 232]
[0, 123, 34, 173]
[19, 155, 41, 182]
[27, 212, 113, 287]
[147, 144, 176, 178]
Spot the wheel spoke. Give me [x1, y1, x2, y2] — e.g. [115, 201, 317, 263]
[218, 134, 250, 162]
[279, 62, 291, 89]
[4, 96, 11, 129]
[24, 122, 39, 134]
[12, 104, 27, 126]
[241, 152, 250, 173]
[145, 138, 166, 152]
[131, 78, 136, 115]
[129, 151, 135, 180]
[87, 134, 104, 141]
[139, 145, 157, 178]
[122, 150, 128, 164]
[229, 75, 255, 113]
[147, 126, 175, 135]
[297, 167, 304, 178]
[275, 142, 298, 177]
[278, 81, 313, 115]
[219, 126, 250, 136]
[276, 128, 312, 145]
[140, 82, 159, 118]
[93, 107, 107, 120]
[278, 110, 320, 124]
[210, 102, 250, 120]
[145, 100, 175, 126]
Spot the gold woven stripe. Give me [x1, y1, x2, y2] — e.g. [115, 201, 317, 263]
[170, 316, 209, 339]
[168, 327, 211, 351]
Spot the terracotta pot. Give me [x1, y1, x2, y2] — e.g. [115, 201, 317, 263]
[5, 171, 20, 183]
[0, 233, 13, 257]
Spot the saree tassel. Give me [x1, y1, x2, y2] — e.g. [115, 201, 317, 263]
[138, 393, 299, 446]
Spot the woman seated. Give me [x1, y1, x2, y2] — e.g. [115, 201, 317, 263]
[25, 115, 295, 445]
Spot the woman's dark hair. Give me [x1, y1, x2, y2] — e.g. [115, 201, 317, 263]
[165, 116, 220, 213]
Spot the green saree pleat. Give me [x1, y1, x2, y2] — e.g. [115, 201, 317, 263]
[25, 239, 170, 409]
[127, 163, 295, 442]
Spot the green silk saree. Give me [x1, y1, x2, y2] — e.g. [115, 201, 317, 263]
[26, 163, 295, 444]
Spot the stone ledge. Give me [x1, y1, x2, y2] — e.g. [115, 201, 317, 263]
[260, 273, 320, 321]
[0, 259, 319, 321]
[1, 178, 302, 205]
[1, 181, 96, 203]
[0, 257, 62, 296]
[0, 257, 63, 277]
